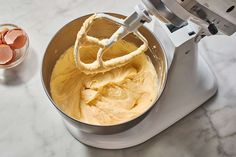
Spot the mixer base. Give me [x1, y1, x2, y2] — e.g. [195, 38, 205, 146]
[64, 52, 217, 149]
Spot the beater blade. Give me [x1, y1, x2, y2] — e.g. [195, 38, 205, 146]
[74, 6, 152, 74]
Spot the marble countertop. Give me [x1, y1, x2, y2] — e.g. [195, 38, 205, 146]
[0, 0, 236, 156]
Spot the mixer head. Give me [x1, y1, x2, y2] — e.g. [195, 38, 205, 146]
[142, 0, 236, 35]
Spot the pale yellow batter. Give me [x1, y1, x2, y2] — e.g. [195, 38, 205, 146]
[50, 40, 158, 125]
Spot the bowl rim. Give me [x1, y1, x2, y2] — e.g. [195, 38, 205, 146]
[41, 12, 168, 128]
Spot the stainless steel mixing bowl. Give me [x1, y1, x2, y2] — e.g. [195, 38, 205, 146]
[41, 13, 167, 135]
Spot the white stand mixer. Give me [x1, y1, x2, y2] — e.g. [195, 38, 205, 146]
[65, 0, 236, 149]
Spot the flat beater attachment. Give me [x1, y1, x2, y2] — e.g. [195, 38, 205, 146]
[74, 13, 150, 74]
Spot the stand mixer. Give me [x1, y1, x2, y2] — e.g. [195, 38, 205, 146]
[44, 0, 236, 149]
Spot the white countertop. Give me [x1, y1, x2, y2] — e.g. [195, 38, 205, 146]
[0, 0, 236, 156]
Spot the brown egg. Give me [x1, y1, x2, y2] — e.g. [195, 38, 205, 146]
[3, 28, 27, 49]
[0, 44, 14, 64]
[0, 28, 9, 36]
[0, 28, 9, 45]
[0, 28, 9, 41]
[6, 50, 16, 64]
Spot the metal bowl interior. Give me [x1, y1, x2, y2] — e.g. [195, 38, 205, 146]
[42, 13, 167, 134]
